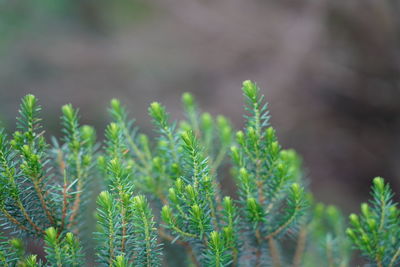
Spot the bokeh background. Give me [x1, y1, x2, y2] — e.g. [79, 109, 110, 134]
[1, 0, 400, 218]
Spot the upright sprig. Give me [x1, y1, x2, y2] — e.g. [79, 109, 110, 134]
[132, 195, 162, 267]
[0, 96, 96, 240]
[0, 234, 24, 266]
[107, 99, 153, 192]
[44, 227, 84, 267]
[13, 95, 55, 233]
[57, 104, 97, 233]
[95, 191, 119, 266]
[181, 93, 233, 173]
[347, 177, 400, 267]
[95, 190, 161, 267]
[0, 95, 53, 236]
[148, 102, 182, 198]
[96, 118, 161, 266]
[161, 131, 214, 240]
[161, 129, 239, 267]
[99, 121, 140, 257]
[0, 95, 98, 266]
[231, 81, 308, 266]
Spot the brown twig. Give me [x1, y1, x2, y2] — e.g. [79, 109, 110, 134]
[67, 180, 82, 229]
[292, 227, 307, 267]
[17, 201, 45, 234]
[376, 256, 383, 267]
[255, 228, 263, 267]
[1, 208, 30, 233]
[264, 207, 300, 240]
[268, 237, 281, 267]
[59, 182, 69, 235]
[32, 179, 56, 227]
[389, 246, 400, 267]
[158, 229, 201, 267]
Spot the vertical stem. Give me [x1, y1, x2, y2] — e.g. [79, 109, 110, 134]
[108, 211, 115, 267]
[376, 259, 383, 267]
[255, 228, 263, 267]
[68, 181, 82, 229]
[119, 188, 127, 254]
[59, 181, 69, 235]
[33, 179, 56, 226]
[268, 237, 281, 267]
[17, 201, 45, 234]
[292, 227, 307, 267]
[389, 246, 400, 267]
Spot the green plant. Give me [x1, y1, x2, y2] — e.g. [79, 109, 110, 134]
[347, 177, 400, 267]
[0, 81, 398, 266]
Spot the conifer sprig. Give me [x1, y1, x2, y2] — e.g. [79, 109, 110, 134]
[108, 99, 152, 181]
[148, 102, 182, 193]
[0, 234, 24, 266]
[230, 80, 309, 266]
[96, 117, 161, 266]
[0, 82, 398, 267]
[44, 227, 84, 267]
[347, 177, 400, 267]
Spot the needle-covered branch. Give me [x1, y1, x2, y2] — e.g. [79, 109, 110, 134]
[0, 82, 398, 266]
[347, 177, 400, 267]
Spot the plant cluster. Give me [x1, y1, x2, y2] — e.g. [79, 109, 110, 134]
[0, 81, 398, 266]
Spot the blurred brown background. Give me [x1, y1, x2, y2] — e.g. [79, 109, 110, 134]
[1, 0, 400, 213]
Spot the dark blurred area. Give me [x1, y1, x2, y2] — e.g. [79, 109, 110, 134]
[1, 0, 400, 214]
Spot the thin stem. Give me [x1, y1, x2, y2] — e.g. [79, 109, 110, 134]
[17, 201, 45, 234]
[121, 125, 151, 171]
[376, 192, 386, 267]
[108, 211, 115, 267]
[56, 149, 66, 175]
[59, 181, 69, 235]
[138, 206, 152, 267]
[158, 229, 201, 267]
[292, 227, 307, 267]
[212, 180, 223, 214]
[214, 244, 221, 267]
[378, 194, 386, 232]
[121, 208, 127, 254]
[265, 207, 299, 240]
[206, 187, 220, 231]
[32, 178, 56, 227]
[389, 246, 400, 267]
[67, 155, 83, 229]
[167, 132, 179, 167]
[1, 151, 47, 234]
[376, 257, 383, 267]
[54, 240, 63, 267]
[1, 207, 29, 232]
[67, 187, 81, 229]
[118, 188, 127, 254]
[268, 237, 281, 267]
[211, 145, 228, 173]
[255, 228, 263, 267]
[170, 223, 197, 239]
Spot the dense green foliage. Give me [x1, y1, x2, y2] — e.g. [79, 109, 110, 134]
[347, 178, 400, 267]
[0, 81, 398, 266]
